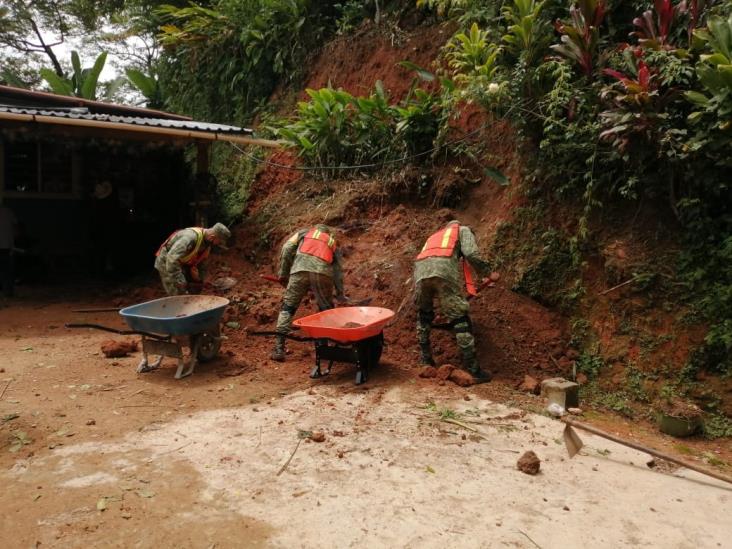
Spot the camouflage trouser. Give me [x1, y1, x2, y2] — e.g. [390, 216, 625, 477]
[275, 271, 334, 335]
[414, 276, 477, 371]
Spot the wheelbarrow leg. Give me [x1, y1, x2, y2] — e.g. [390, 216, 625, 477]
[174, 357, 196, 379]
[137, 337, 163, 373]
[310, 341, 332, 379]
[354, 344, 368, 385]
[310, 342, 324, 378]
[175, 337, 200, 379]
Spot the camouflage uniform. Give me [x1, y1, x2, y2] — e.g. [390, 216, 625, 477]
[272, 225, 344, 360]
[414, 222, 491, 374]
[154, 223, 230, 295]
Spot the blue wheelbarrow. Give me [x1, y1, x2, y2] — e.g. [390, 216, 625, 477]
[67, 295, 230, 379]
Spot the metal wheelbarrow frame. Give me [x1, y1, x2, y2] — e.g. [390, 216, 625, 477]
[254, 306, 394, 385]
[68, 295, 229, 379]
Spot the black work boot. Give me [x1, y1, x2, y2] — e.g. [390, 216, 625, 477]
[470, 368, 491, 384]
[270, 335, 286, 362]
[419, 342, 436, 366]
[463, 354, 490, 384]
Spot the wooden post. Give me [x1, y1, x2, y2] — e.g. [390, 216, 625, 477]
[194, 141, 211, 227]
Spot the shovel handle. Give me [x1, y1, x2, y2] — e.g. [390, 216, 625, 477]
[65, 323, 170, 341]
[260, 274, 285, 286]
[561, 417, 732, 486]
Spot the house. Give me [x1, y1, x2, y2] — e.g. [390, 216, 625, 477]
[0, 84, 273, 279]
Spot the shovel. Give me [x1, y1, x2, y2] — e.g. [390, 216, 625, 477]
[560, 417, 732, 485]
[563, 423, 584, 458]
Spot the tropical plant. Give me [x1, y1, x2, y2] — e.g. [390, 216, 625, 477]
[416, 0, 469, 18]
[551, 0, 607, 76]
[600, 58, 665, 152]
[125, 67, 164, 109]
[501, 0, 551, 64]
[275, 77, 448, 175]
[40, 51, 110, 100]
[685, 14, 732, 150]
[276, 86, 392, 173]
[446, 23, 502, 83]
[630, 0, 687, 50]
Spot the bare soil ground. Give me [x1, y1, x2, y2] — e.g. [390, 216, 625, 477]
[1, 293, 731, 548]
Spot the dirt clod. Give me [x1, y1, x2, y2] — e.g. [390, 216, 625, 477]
[418, 366, 437, 378]
[517, 375, 540, 394]
[310, 431, 326, 443]
[517, 451, 541, 475]
[100, 339, 138, 358]
[448, 369, 474, 387]
[435, 364, 455, 381]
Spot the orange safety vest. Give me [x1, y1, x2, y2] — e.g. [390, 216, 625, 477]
[156, 227, 210, 267]
[298, 228, 336, 263]
[416, 223, 460, 260]
[416, 223, 477, 296]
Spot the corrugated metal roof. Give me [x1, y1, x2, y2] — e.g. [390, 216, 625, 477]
[0, 84, 191, 120]
[0, 105, 253, 134]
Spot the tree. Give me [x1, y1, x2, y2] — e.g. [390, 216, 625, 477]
[0, 0, 123, 77]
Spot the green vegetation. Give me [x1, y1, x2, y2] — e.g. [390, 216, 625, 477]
[156, 1, 343, 124]
[40, 51, 116, 100]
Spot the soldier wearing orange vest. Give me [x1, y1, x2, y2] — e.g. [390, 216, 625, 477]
[271, 224, 345, 361]
[414, 220, 491, 381]
[154, 223, 231, 295]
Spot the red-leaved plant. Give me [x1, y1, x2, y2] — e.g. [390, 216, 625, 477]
[630, 0, 688, 49]
[551, 0, 607, 76]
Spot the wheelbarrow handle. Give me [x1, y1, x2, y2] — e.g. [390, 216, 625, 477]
[247, 330, 315, 342]
[65, 323, 170, 341]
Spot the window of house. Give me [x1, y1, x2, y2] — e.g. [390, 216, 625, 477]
[4, 142, 38, 192]
[3, 142, 74, 195]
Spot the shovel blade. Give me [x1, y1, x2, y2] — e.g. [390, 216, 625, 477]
[563, 424, 584, 458]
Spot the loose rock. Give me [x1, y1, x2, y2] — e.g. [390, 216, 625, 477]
[100, 339, 138, 358]
[517, 375, 540, 394]
[435, 364, 455, 381]
[517, 450, 541, 475]
[417, 366, 437, 379]
[310, 431, 326, 443]
[448, 369, 474, 387]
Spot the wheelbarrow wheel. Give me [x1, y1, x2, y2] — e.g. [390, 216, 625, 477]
[194, 329, 221, 362]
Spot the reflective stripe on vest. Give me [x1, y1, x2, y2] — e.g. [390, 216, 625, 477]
[156, 228, 210, 266]
[299, 228, 336, 263]
[416, 223, 460, 260]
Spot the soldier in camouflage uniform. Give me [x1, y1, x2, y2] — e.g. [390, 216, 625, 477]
[271, 224, 345, 361]
[154, 223, 231, 295]
[414, 220, 491, 381]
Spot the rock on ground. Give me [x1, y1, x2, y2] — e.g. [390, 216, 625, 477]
[100, 339, 138, 358]
[517, 450, 541, 475]
[436, 364, 455, 381]
[518, 375, 540, 394]
[448, 369, 474, 387]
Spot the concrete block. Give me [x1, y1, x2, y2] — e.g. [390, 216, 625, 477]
[541, 377, 579, 409]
